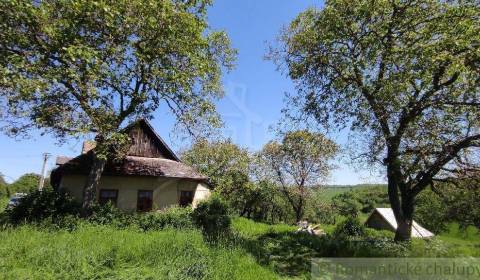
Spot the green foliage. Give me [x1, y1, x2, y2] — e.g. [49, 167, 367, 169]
[332, 193, 362, 218]
[414, 180, 480, 231]
[0, 225, 278, 280]
[135, 207, 194, 231]
[0, 0, 236, 140]
[87, 202, 132, 227]
[182, 139, 251, 191]
[0, 217, 478, 279]
[414, 189, 449, 234]
[7, 173, 41, 194]
[256, 130, 338, 222]
[441, 180, 480, 229]
[0, 183, 8, 198]
[331, 185, 389, 218]
[304, 197, 337, 225]
[231, 218, 478, 278]
[181, 140, 295, 224]
[87, 204, 195, 231]
[0, 0, 236, 209]
[332, 217, 366, 238]
[182, 139, 253, 215]
[192, 195, 231, 241]
[273, 0, 480, 240]
[5, 189, 80, 225]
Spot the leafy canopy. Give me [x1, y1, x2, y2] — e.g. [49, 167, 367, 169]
[8, 173, 41, 194]
[256, 130, 338, 221]
[0, 0, 235, 144]
[271, 0, 479, 193]
[257, 130, 338, 188]
[181, 138, 251, 192]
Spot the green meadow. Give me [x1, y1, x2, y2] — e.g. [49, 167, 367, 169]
[0, 217, 478, 280]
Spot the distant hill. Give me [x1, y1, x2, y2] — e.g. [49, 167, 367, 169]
[312, 184, 387, 202]
[323, 184, 387, 189]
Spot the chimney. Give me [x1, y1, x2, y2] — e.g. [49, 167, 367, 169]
[82, 141, 96, 154]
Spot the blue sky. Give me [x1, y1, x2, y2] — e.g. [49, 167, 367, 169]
[0, 0, 384, 184]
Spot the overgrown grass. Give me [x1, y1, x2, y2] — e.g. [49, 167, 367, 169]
[0, 197, 7, 213]
[232, 217, 295, 238]
[0, 224, 279, 280]
[435, 223, 480, 257]
[231, 218, 480, 278]
[0, 215, 478, 279]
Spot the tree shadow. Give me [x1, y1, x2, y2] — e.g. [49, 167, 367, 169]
[234, 230, 403, 277]
[235, 231, 331, 277]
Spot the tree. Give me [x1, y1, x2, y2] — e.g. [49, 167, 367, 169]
[0, 173, 8, 197]
[271, 0, 479, 240]
[181, 138, 252, 214]
[256, 130, 338, 222]
[0, 0, 235, 210]
[332, 192, 361, 218]
[8, 173, 41, 194]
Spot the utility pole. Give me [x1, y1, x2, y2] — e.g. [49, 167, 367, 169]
[38, 153, 51, 191]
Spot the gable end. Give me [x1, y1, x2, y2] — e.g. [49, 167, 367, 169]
[126, 120, 179, 161]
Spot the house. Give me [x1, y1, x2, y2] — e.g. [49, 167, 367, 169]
[365, 208, 434, 238]
[51, 119, 211, 212]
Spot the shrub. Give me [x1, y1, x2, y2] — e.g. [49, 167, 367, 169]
[135, 206, 194, 231]
[332, 193, 361, 218]
[331, 186, 390, 217]
[332, 217, 365, 238]
[306, 202, 337, 224]
[6, 189, 80, 225]
[192, 195, 231, 241]
[364, 228, 395, 239]
[88, 202, 133, 228]
[37, 214, 82, 232]
[414, 189, 448, 234]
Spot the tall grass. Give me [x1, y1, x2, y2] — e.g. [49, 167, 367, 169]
[0, 197, 8, 213]
[0, 224, 279, 280]
[0, 216, 478, 279]
[232, 217, 295, 238]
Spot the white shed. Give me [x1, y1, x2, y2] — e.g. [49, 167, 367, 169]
[365, 208, 434, 238]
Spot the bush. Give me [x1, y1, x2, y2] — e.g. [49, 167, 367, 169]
[364, 228, 395, 239]
[332, 217, 365, 238]
[331, 186, 390, 217]
[135, 206, 194, 231]
[88, 202, 133, 228]
[332, 193, 361, 218]
[7, 173, 42, 194]
[192, 195, 231, 241]
[88, 204, 195, 231]
[414, 189, 448, 234]
[306, 202, 337, 224]
[6, 189, 80, 225]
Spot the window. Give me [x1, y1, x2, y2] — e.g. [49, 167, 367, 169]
[99, 189, 118, 206]
[179, 190, 194, 207]
[137, 190, 153, 212]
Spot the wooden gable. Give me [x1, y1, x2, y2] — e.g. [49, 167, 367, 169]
[126, 120, 179, 161]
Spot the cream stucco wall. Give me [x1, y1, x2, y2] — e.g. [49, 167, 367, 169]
[59, 175, 211, 211]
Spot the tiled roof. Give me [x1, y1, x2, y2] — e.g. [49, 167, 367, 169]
[52, 153, 207, 183]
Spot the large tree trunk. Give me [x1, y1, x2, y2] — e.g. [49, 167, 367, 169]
[387, 148, 414, 241]
[395, 192, 414, 241]
[81, 153, 106, 215]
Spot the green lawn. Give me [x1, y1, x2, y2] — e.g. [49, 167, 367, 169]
[0, 217, 478, 279]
